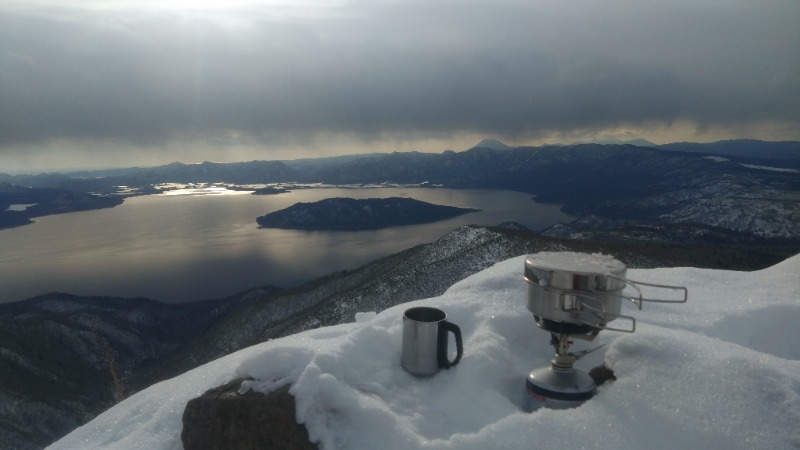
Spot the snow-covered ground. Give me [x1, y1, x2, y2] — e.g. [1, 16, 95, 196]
[49, 253, 800, 450]
[740, 163, 800, 174]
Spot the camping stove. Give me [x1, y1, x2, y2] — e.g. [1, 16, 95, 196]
[522, 252, 687, 411]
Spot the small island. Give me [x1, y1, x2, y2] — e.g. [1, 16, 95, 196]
[256, 197, 480, 231]
[251, 186, 290, 195]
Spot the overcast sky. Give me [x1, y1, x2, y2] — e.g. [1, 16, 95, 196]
[1, 0, 798, 172]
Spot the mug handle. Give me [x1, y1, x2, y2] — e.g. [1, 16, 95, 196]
[437, 320, 463, 369]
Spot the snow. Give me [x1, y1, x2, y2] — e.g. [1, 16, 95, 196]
[48, 253, 800, 450]
[740, 163, 800, 174]
[4, 203, 37, 211]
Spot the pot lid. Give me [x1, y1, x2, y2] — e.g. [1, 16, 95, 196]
[525, 252, 626, 282]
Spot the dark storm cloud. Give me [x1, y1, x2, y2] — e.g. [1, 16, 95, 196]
[1, 0, 798, 151]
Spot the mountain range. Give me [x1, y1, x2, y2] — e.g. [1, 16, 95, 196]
[1, 139, 799, 448]
[2, 139, 799, 242]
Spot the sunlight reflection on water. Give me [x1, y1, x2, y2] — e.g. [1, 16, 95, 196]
[0, 187, 572, 303]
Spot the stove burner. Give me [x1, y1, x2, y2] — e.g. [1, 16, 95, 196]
[522, 252, 687, 411]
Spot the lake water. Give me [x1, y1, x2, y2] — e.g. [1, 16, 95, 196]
[0, 187, 573, 303]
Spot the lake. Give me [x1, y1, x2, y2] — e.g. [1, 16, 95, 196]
[0, 187, 573, 303]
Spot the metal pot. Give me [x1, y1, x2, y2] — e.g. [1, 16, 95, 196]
[524, 252, 628, 331]
[523, 252, 688, 333]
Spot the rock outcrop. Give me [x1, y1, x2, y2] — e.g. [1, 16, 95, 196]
[182, 378, 316, 450]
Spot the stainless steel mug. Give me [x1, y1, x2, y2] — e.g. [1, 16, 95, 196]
[401, 306, 463, 376]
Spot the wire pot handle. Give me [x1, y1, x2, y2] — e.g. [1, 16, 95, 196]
[574, 293, 637, 333]
[604, 274, 688, 310]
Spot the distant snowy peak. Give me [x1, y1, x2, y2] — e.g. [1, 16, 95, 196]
[472, 139, 512, 150]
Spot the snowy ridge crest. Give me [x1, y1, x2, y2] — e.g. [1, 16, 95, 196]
[50, 253, 800, 450]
